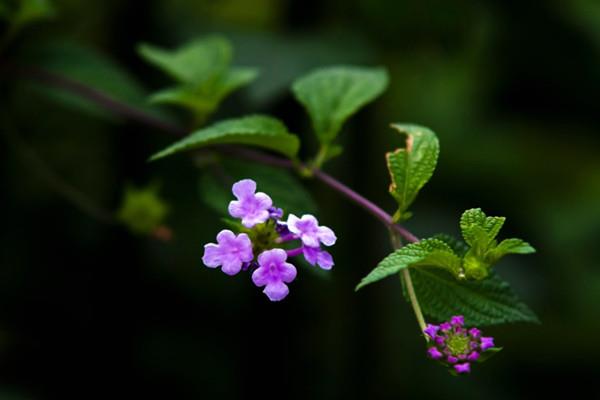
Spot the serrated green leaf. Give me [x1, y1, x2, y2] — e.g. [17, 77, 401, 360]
[386, 124, 439, 219]
[292, 65, 388, 144]
[356, 239, 461, 291]
[431, 234, 469, 257]
[460, 208, 505, 249]
[150, 115, 300, 160]
[486, 238, 536, 263]
[21, 40, 172, 123]
[198, 158, 317, 216]
[410, 268, 539, 326]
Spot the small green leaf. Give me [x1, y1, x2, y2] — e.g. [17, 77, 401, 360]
[199, 158, 317, 216]
[292, 65, 388, 144]
[410, 269, 539, 326]
[386, 124, 439, 220]
[150, 115, 300, 160]
[356, 239, 461, 291]
[486, 238, 536, 263]
[460, 208, 505, 248]
[138, 36, 232, 84]
[117, 184, 169, 235]
[138, 37, 258, 119]
[432, 234, 469, 257]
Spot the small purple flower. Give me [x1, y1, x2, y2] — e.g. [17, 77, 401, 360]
[480, 337, 495, 351]
[424, 324, 440, 339]
[252, 249, 297, 301]
[454, 363, 471, 374]
[269, 207, 283, 220]
[428, 347, 443, 360]
[287, 214, 336, 248]
[423, 315, 496, 375]
[228, 179, 273, 228]
[202, 230, 254, 276]
[302, 246, 334, 270]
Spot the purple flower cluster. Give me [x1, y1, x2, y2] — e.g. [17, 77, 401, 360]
[424, 315, 496, 374]
[202, 179, 337, 301]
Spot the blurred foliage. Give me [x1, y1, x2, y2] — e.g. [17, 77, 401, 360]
[0, 0, 599, 399]
[117, 183, 169, 235]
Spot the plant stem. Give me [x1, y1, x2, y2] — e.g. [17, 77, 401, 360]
[6, 61, 421, 243]
[390, 230, 427, 333]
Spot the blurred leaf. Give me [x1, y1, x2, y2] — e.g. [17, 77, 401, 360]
[117, 184, 169, 235]
[410, 269, 539, 326]
[386, 124, 439, 220]
[139, 36, 232, 84]
[150, 115, 300, 160]
[139, 36, 257, 120]
[199, 158, 317, 216]
[148, 67, 257, 115]
[292, 65, 388, 144]
[21, 40, 171, 122]
[0, 0, 54, 30]
[356, 239, 461, 291]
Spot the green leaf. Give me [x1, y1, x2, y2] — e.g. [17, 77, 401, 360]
[386, 124, 439, 220]
[355, 239, 461, 291]
[150, 115, 300, 160]
[460, 208, 505, 249]
[2, 0, 55, 30]
[148, 67, 257, 115]
[486, 238, 536, 263]
[138, 37, 258, 119]
[409, 268, 539, 326]
[292, 65, 388, 144]
[431, 234, 469, 257]
[138, 36, 232, 84]
[117, 184, 169, 235]
[198, 158, 317, 217]
[21, 40, 171, 122]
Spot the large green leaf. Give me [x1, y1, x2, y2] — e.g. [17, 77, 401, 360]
[410, 268, 539, 326]
[21, 40, 171, 122]
[198, 159, 317, 216]
[386, 124, 439, 220]
[292, 65, 388, 144]
[150, 115, 300, 160]
[355, 239, 461, 291]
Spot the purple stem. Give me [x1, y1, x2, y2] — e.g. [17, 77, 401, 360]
[286, 247, 304, 257]
[277, 233, 297, 243]
[8, 61, 420, 244]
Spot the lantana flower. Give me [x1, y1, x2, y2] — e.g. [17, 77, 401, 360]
[201, 178, 337, 301]
[424, 315, 497, 374]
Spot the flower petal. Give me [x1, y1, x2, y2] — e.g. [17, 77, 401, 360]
[228, 200, 245, 219]
[254, 192, 273, 209]
[286, 214, 301, 235]
[316, 249, 334, 270]
[251, 266, 269, 287]
[263, 281, 289, 301]
[232, 179, 256, 199]
[279, 262, 297, 283]
[317, 226, 337, 246]
[221, 256, 243, 276]
[202, 244, 221, 268]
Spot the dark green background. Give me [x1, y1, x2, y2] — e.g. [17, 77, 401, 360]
[1, 0, 598, 398]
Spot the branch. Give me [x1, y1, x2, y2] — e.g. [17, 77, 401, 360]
[7, 61, 420, 243]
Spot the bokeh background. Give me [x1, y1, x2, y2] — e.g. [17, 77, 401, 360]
[1, 0, 599, 398]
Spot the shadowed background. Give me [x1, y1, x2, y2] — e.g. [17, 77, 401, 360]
[1, 0, 599, 398]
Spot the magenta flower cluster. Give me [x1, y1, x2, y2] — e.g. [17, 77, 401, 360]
[202, 179, 337, 301]
[424, 315, 495, 374]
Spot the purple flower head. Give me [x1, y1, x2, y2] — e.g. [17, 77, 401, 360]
[269, 207, 284, 220]
[454, 363, 471, 374]
[302, 246, 334, 270]
[287, 214, 336, 248]
[424, 324, 440, 339]
[424, 315, 496, 374]
[252, 249, 297, 301]
[228, 179, 273, 228]
[202, 230, 254, 276]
